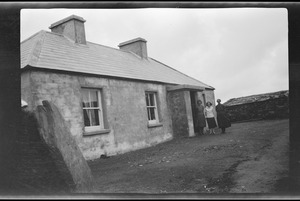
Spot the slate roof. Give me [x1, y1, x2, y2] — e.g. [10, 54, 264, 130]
[223, 90, 289, 106]
[21, 30, 214, 89]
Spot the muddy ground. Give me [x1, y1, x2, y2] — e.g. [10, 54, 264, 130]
[88, 119, 289, 196]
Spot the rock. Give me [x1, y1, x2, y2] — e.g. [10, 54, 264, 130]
[100, 154, 110, 159]
[34, 100, 95, 193]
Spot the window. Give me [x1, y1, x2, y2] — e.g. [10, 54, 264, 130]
[81, 88, 104, 132]
[145, 92, 159, 124]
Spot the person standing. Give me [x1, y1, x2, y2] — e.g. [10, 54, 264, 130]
[204, 101, 217, 135]
[196, 100, 206, 135]
[216, 99, 231, 134]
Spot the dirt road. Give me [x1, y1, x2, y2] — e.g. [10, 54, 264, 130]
[88, 119, 289, 195]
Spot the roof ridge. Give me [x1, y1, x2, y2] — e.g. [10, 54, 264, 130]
[87, 40, 121, 51]
[24, 30, 146, 59]
[27, 31, 46, 66]
[21, 30, 46, 44]
[21, 31, 215, 89]
[149, 57, 214, 89]
[87, 41, 145, 59]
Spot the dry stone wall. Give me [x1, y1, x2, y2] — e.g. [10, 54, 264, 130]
[225, 96, 289, 123]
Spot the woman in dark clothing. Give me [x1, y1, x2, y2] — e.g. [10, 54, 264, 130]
[216, 99, 231, 134]
[196, 100, 206, 135]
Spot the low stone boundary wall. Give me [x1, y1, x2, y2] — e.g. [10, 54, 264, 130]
[225, 97, 289, 123]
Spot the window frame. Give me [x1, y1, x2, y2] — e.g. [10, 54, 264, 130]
[81, 88, 104, 133]
[145, 91, 159, 125]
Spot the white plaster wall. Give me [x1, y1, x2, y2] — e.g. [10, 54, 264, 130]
[22, 70, 173, 160]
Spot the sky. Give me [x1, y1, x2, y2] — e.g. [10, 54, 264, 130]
[21, 8, 288, 102]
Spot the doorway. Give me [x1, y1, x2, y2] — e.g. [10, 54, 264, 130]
[190, 91, 198, 133]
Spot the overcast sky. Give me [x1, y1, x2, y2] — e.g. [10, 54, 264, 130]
[21, 8, 288, 102]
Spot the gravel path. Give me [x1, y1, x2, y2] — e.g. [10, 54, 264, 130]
[88, 119, 289, 195]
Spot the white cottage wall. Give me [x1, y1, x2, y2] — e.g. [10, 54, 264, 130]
[21, 70, 173, 160]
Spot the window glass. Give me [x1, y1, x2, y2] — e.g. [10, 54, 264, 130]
[145, 94, 149, 106]
[83, 109, 90, 126]
[149, 94, 154, 106]
[147, 107, 150, 120]
[149, 108, 155, 120]
[145, 92, 159, 123]
[90, 90, 98, 107]
[82, 88, 104, 130]
[90, 109, 100, 126]
[82, 89, 90, 108]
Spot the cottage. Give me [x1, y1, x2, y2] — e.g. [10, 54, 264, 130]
[21, 15, 215, 160]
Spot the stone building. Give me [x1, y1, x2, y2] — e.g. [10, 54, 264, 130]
[21, 15, 215, 160]
[224, 90, 289, 123]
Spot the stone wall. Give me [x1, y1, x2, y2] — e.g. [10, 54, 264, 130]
[167, 90, 189, 137]
[21, 69, 173, 160]
[167, 89, 217, 137]
[21, 71, 33, 111]
[225, 96, 289, 123]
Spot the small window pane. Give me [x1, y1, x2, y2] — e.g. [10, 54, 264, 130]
[147, 108, 151, 120]
[149, 108, 156, 120]
[145, 94, 149, 106]
[82, 89, 90, 108]
[83, 109, 91, 126]
[149, 94, 154, 106]
[90, 109, 100, 126]
[90, 90, 99, 107]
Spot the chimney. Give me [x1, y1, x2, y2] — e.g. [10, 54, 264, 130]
[49, 15, 86, 44]
[118, 38, 148, 59]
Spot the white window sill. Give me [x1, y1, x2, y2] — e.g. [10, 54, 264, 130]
[147, 122, 163, 128]
[83, 129, 111, 136]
